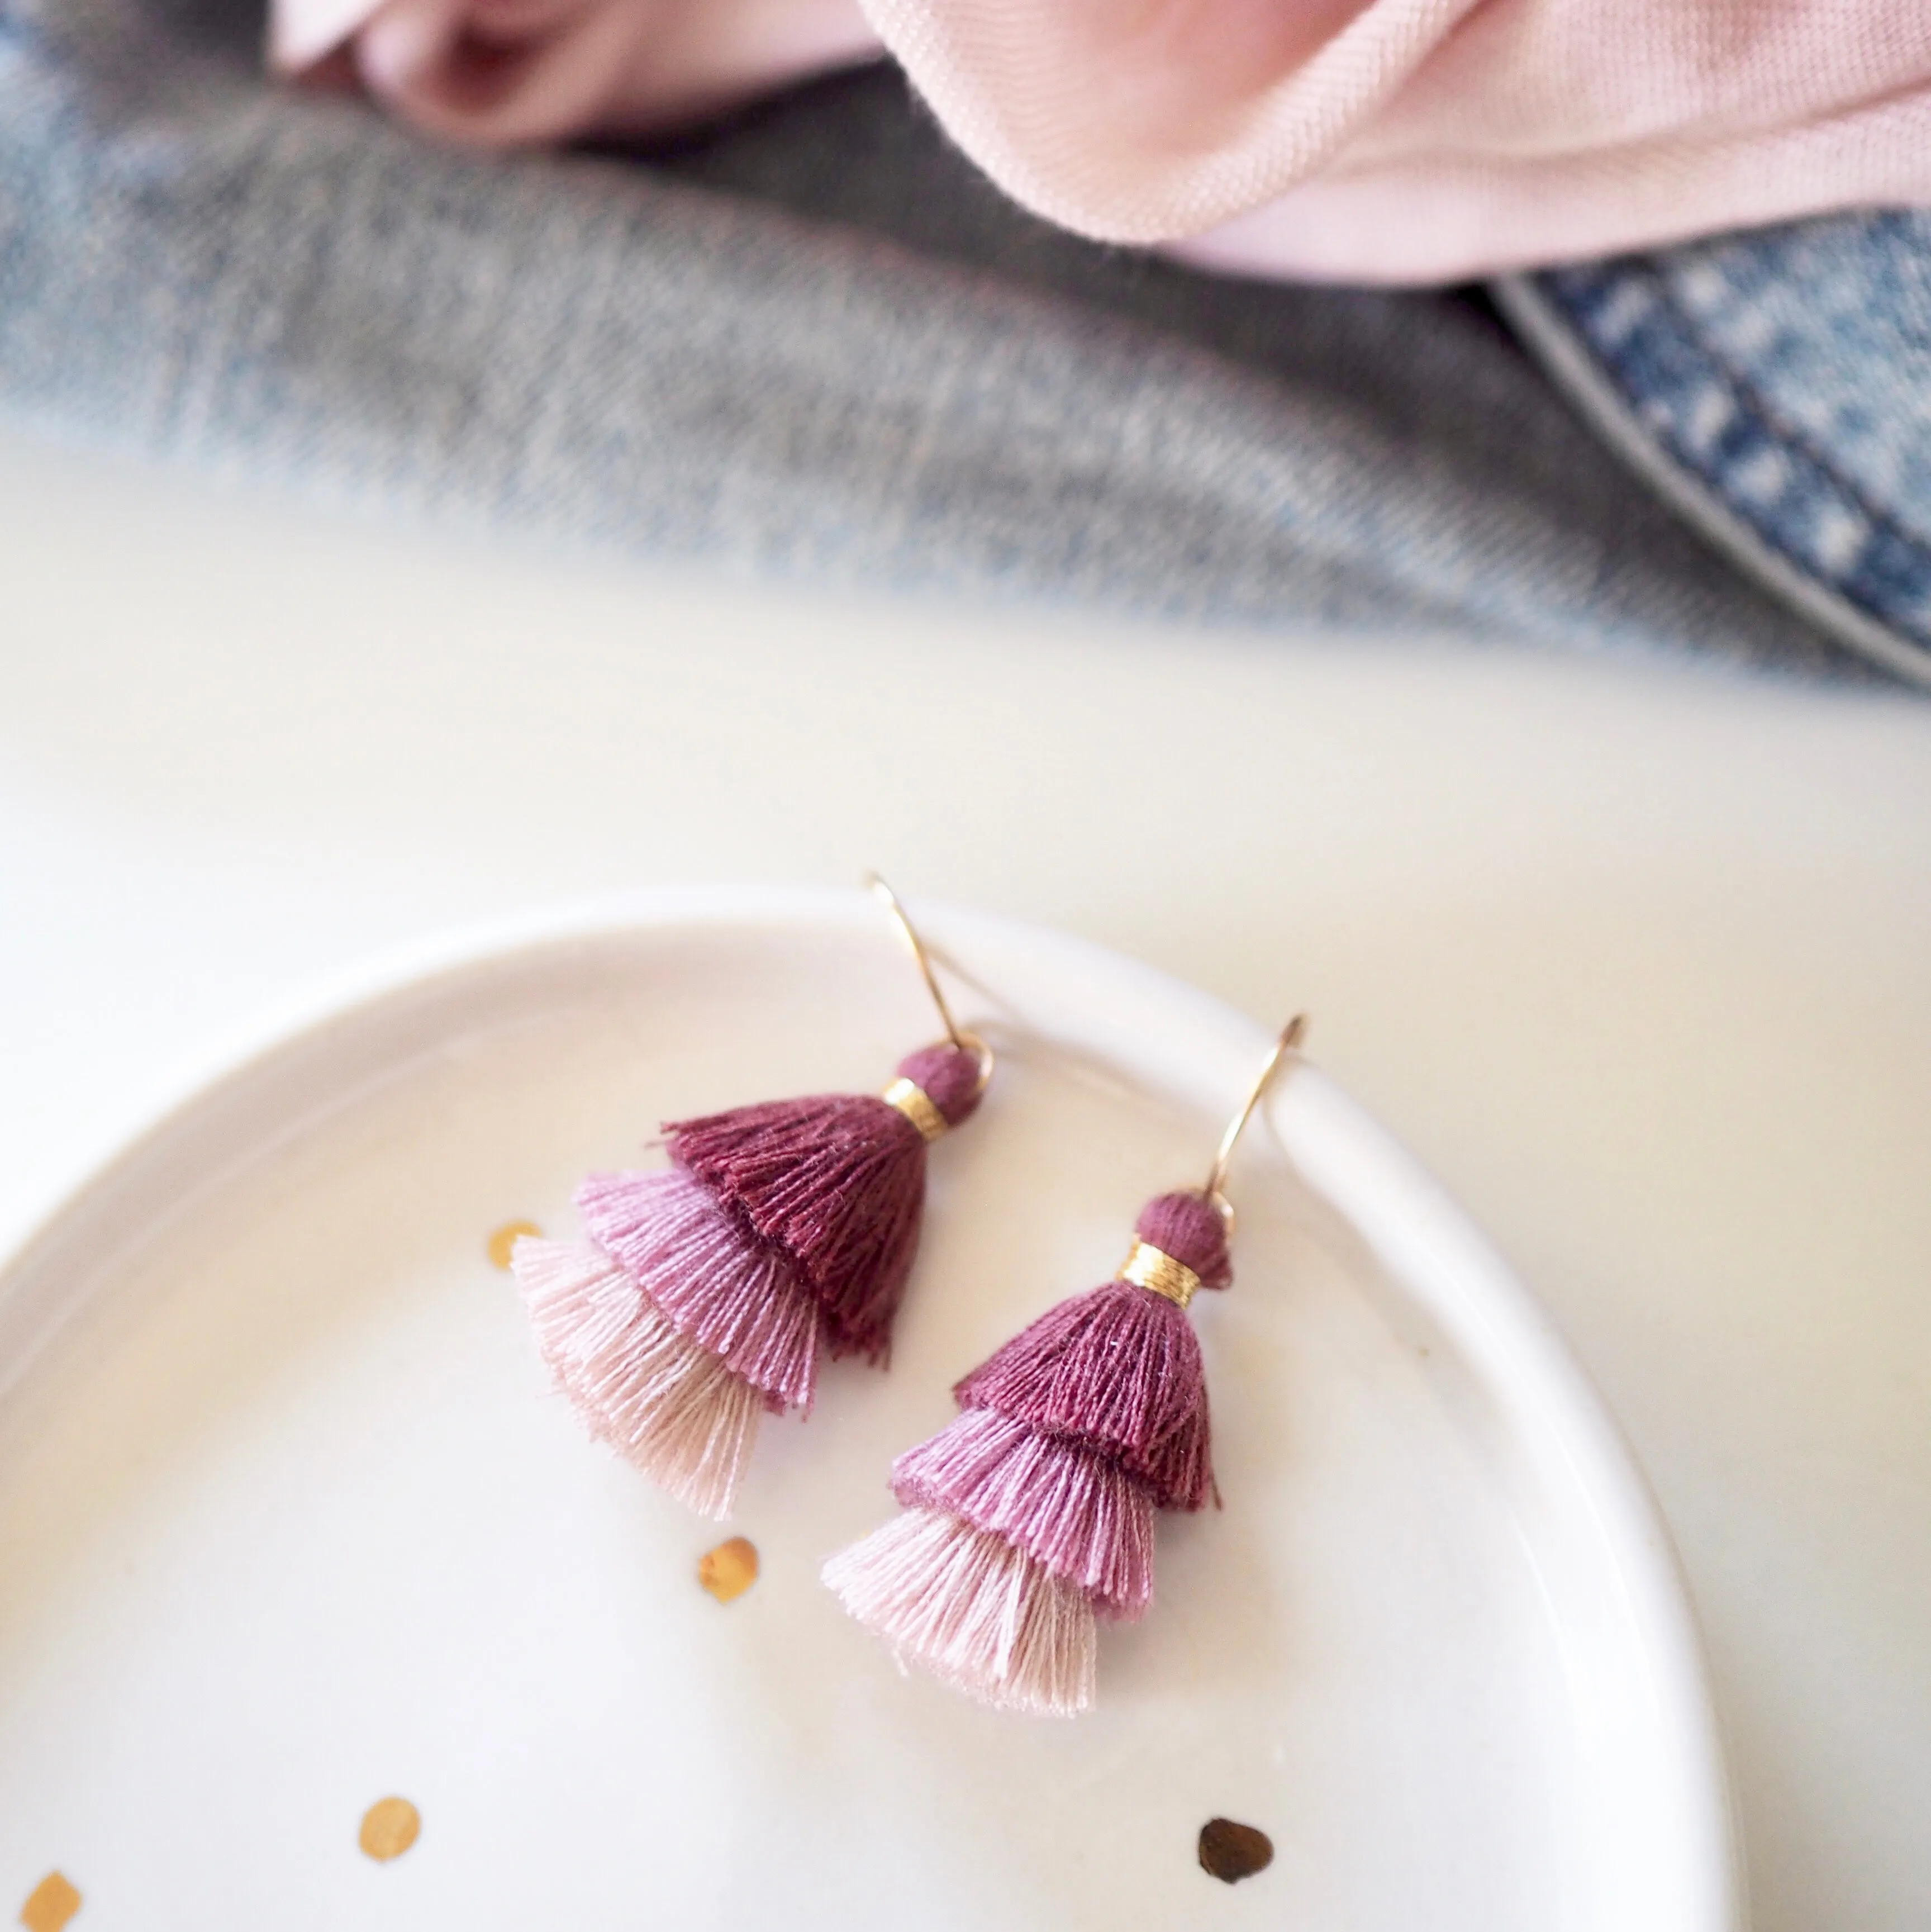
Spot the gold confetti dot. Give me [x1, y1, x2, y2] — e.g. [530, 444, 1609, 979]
[1198, 1818, 1273, 1884]
[20, 1872, 81, 1932]
[698, 1536, 759, 1603]
[358, 1797, 421, 1863]
[487, 1221, 541, 1270]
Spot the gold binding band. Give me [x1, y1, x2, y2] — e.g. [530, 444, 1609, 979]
[882, 1077, 949, 1143]
[1119, 1238, 1201, 1309]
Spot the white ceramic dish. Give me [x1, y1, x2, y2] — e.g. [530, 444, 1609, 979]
[0, 888, 1738, 1931]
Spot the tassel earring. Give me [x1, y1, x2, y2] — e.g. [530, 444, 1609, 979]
[822, 1015, 1306, 1716]
[512, 877, 992, 1519]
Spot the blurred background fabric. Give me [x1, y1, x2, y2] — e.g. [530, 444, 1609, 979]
[1500, 227, 1931, 690]
[2, 0, 1927, 686]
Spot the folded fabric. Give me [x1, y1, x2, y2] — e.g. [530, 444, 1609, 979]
[6, 4, 1909, 684]
[273, 0, 1931, 283]
[271, 0, 881, 146]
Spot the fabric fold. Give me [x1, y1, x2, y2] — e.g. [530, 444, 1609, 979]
[269, 0, 1931, 281]
[272, 0, 882, 144]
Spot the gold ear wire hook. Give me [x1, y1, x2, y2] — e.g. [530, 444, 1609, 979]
[1202, 1014, 1309, 1209]
[865, 872, 966, 1051]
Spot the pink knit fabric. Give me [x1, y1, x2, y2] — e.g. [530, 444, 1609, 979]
[272, 0, 1931, 282]
[270, 0, 881, 145]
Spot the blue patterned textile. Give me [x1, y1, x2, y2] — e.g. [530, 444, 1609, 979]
[1506, 218, 1931, 687]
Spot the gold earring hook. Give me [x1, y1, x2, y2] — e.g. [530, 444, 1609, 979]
[865, 872, 966, 1051]
[1202, 1014, 1308, 1208]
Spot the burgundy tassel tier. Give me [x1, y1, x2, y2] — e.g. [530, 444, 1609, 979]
[513, 1041, 984, 1518]
[669, 1042, 984, 1363]
[824, 1190, 1231, 1715]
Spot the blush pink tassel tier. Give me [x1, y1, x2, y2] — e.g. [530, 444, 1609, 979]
[824, 1188, 1233, 1716]
[512, 1039, 986, 1518]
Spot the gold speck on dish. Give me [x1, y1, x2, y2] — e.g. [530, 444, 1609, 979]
[487, 1220, 541, 1270]
[698, 1536, 760, 1603]
[358, 1797, 421, 1863]
[1198, 1818, 1273, 1883]
[20, 1872, 82, 1932]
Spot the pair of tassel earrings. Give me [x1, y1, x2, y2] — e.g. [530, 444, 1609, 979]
[511, 879, 1304, 1718]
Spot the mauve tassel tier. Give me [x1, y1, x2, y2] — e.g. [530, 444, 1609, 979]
[824, 1189, 1231, 1715]
[512, 1042, 984, 1519]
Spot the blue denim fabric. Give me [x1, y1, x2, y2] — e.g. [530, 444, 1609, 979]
[0, 0, 1918, 685]
[1506, 220, 1931, 687]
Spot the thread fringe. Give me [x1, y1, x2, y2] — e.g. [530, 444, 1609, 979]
[578, 1168, 821, 1410]
[891, 1409, 1157, 1618]
[513, 1236, 764, 1518]
[823, 1508, 1096, 1716]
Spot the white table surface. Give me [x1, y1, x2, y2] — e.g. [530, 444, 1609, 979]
[2, 425, 1928, 1930]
